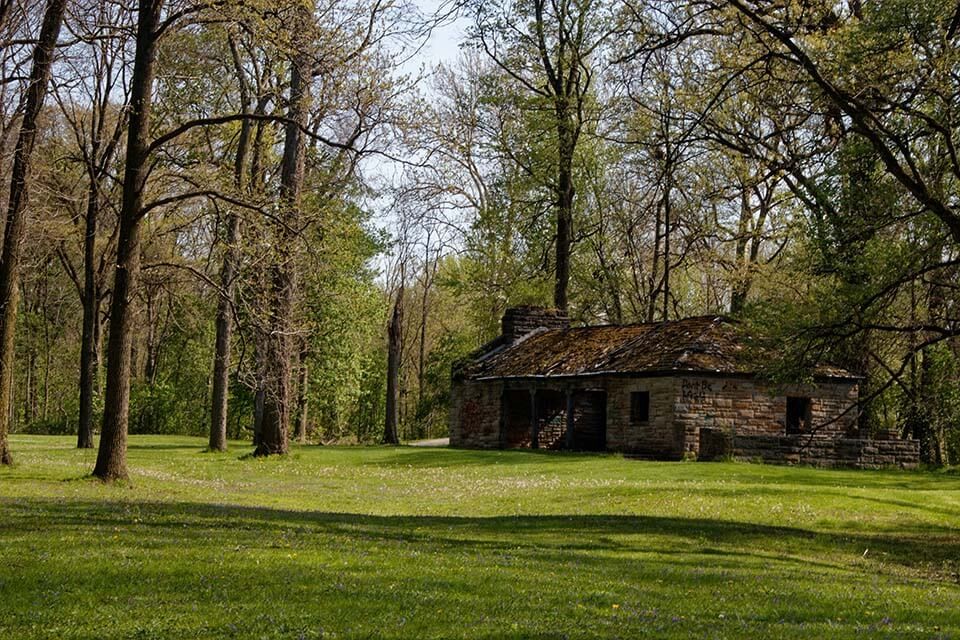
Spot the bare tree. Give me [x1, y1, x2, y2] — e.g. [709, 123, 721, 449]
[0, 0, 67, 466]
[52, 0, 131, 449]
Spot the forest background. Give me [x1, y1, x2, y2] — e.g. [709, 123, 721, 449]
[1, 0, 958, 474]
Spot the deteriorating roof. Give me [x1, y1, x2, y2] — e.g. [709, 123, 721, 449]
[459, 316, 856, 381]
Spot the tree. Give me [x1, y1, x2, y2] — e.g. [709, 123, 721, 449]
[622, 0, 960, 459]
[52, 0, 131, 449]
[209, 31, 256, 452]
[719, 0, 960, 244]
[0, 0, 67, 466]
[383, 284, 403, 445]
[469, 0, 612, 312]
[255, 4, 313, 457]
[93, 0, 164, 481]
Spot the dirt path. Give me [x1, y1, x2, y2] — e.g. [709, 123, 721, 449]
[407, 438, 449, 447]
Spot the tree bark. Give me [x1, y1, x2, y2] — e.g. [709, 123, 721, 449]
[209, 211, 239, 452]
[93, 0, 162, 481]
[383, 286, 403, 445]
[730, 188, 752, 315]
[25, 349, 35, 424]
[209, 34, 252, 453]
[293, 341, 309, 444]
[256, 17, 311, 457]
[0, 0, 68, 466]
[554, 112, 574, 313]
[76, 0, 125, 450]
[77, 173, 103, 449]
[662, 165, 672, 322]
[646, 204, 663, 323]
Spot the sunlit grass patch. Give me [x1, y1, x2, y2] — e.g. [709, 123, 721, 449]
[2, 434, 959, 639]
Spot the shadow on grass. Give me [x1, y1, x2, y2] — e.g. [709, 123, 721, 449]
[125, 443, 209, 451]
[353, 446, 960, 491]
[3, 498, 957, 581]
[367, 446, 621, 468]
[730, 466, 960, 491]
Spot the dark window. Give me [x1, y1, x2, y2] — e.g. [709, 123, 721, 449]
[786, 397, 812, 434]
[630, 391, 650, 423]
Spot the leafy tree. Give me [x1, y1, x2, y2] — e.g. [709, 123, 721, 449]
[468, 0, 613, 312]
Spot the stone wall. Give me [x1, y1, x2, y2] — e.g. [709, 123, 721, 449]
[673, 376, 858, 452]
[450, 373, 865, 464]
[699, 428, 920, 469]
[448, 380, 503, 449]
[601, 375, 858, 459]
[604, 377, 680, 457]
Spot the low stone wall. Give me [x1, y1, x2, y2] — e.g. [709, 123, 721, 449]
[699, 428, 920, 469]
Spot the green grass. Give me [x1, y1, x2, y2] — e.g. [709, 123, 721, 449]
[2, 435, 959, 639]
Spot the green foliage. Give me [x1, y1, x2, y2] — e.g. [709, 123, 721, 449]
[130, 291, 215, 437]
[412, 330, 476, 437]
[226, 378, 256, 441]
[13, 418, 77, 436]
[301, 199, 387, 441]
[898, 344, 960, 463]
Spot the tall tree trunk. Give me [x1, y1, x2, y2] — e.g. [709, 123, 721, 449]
[417, 245, 432, 427]
[247, 90, 269, 449]
[253, 382, 265, 447]
[77, 173, 101, 448]
[42, 295, 51, 420]
[383, 286, 403, 445]
[554, 108, 574, 313]
[136, 286, 158, 433]
[0, 1, 11, 35]
[730, 182, 770, 314]
[252, 320, 267, 448]
[0, 0, 68, 466]
[209, 35, 252, 453]
[293, 341, 309, 444]
[256, 18, 311, 457]
[920, 274, 949, 464]
[25, 350, 35, 424]
[93, 0, 162, 481]
[730, 188, 752, 314]
[661, 159, 672, 322]
[647, 205, 663, 323]
[77, 0, 124, 449]
[209, 210, 240, 451]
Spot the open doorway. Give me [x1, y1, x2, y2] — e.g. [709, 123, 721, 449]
[500, 388, 607, 451]
[570, 390, 606, 451]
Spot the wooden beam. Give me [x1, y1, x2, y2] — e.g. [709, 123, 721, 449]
[529, 387, 539, 449]
[565, 388, 575, 450]
[498, 386, 506, 449]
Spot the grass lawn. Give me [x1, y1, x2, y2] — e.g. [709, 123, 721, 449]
[1, 435, 959, 639]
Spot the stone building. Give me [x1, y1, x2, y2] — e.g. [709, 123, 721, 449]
[449, 307, 919, 468]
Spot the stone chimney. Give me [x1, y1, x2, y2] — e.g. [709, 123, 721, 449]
[501, 306, 570, 342]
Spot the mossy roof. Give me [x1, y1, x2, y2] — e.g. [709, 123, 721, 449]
[460, 316, 856, 381]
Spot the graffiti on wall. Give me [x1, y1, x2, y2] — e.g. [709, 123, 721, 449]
[681, 379, 712, 403]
